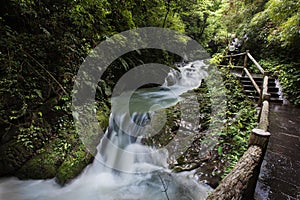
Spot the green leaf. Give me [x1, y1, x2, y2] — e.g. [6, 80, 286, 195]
[217, 146, 223, 155]
[34, 89, 43, 99]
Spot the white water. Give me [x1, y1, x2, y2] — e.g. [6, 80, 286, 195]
[0, 60, 211, 200]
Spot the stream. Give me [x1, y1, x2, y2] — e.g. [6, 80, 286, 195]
[0, 60, 212, 200]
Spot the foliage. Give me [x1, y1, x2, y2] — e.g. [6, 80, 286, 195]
[274, 62, 300, 105]
[179, 0, 223, 45]
[1, 0, 297, 186]
[207, 0, 300, 105]
[209, 54, 258, 177]
[0, 0, 206, 180]
[216, 65, 258, 177]
[258, 0, 299, 48]
[259, 59, 300, 105]
[56, 145, 93, 185]
[142, 59, 257, 185]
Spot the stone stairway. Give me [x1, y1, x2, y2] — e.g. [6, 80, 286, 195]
[239, 76, 283, 104]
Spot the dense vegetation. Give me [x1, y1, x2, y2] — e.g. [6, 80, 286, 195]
[206, 0, 300, 104]
[0, 0, 298, 187]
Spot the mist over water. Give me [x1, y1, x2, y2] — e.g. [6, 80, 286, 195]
[0, 60, 212, 200]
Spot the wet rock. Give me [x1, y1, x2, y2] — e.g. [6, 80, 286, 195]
[55, 147, 93, 185]
[0, 140, 35, 176]
[15, 152, 59, 179]
[0, 99, 110, 183]
[14, 137, 94, 185]
[14, 137, 67, 180]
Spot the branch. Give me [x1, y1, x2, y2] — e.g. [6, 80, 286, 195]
[162, 0, 171, 28]
[158, 174, 170, 200]
[21, 49, 68, 96]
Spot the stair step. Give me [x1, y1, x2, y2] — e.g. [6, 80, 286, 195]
[247, 96, 259, 101]
[239, 77, 276, 82]
[236, 74, 283, 104]
[243, 90, 280, 99]
[244, 90, 259, 95]
[270, 93, 280, 98]
[243, 85, 256, 90]
[270, 98, 284, 104]
[240, 80, 276, 87]
[268, 87, 279, 93]
[242, 85, 279, 93]
[246, 96, 283, 104]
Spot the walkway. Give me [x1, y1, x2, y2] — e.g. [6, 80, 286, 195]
[255, 104, 300, 199]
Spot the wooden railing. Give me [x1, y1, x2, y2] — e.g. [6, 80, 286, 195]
[207, 51, 271, 200]
[221, 50, 271, 106]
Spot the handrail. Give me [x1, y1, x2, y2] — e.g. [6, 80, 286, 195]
[262, 76, 271, 101]
[223, 50, 266, 75]
[222, 52, 247, 58]
[207, 50, 271, 199]
[221, 50, 271, 105]
[246, 52, 265, 75]
[244, 68, 261, 96]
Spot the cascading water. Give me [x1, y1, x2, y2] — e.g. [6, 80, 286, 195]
[0, 60, 212, 200]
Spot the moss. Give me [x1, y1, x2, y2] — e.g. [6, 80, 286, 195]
[96, 101, 110, 131]
[10, 100, 111, 183]
[15, 136, 93, 184]
[55, 145, 93, 185]
[0, 140, 35, 176]
[142, 104, 181, 147]
[15, 138, 66, 179]
[15, 152, 59, 179]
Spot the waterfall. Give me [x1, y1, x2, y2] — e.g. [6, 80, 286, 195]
[164, 60, 208, 88]
[0, 60, 212, 200]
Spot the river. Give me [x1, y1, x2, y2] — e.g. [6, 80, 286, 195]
[0, 60, 212, 200]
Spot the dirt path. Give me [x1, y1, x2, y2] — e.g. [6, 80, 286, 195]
[254, 104, 300, 200]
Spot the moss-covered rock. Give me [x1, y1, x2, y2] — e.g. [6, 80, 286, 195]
[96, 101, 110, 131]
[0, 140, 35, 176]
[55, 146, 93, 185]
[0, 99, 109, 184]
[0, 123, 52, 177]
[15, 151, 59, 179]
[15, 137, 67, 179]
[14, 136, 94, 184]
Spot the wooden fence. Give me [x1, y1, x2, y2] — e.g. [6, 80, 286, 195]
[206, 51, 271, 200]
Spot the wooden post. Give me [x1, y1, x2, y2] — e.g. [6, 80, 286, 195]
[262, 76, 271, 101]
[242, 50, 249, 77]
[258, 100, 269, 131]
[249, 128, 271, 149]
[244, 128, 271, 199]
